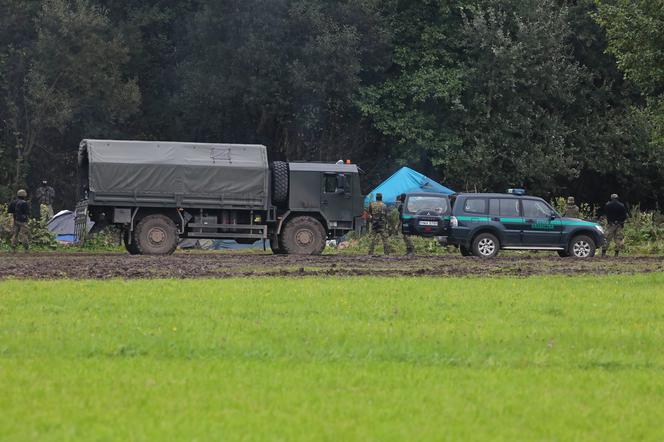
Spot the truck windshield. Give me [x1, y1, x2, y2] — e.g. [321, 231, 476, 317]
[406, 196, 449, 214]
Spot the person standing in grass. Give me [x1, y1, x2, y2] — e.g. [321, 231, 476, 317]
[563, 196, 580, 218]
[36, 179, 56, 219]
[396, 193, 415, 256]
[367, 193, 391, 256]
[602, 193, 627, 257]
[8, 189, 31, 252]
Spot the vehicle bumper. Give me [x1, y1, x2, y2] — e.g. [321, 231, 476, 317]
[402, 225, 448, 237]
[446, 227, 473, 247]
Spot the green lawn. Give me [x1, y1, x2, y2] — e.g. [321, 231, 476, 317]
[1, 275, 664, 441]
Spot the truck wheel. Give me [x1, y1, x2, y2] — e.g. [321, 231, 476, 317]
[472, 232, 499, 258]
[270, 238, 286, 255]
[280, 216, 326, 255]
[569, 235, 596, 258]
[134, 214, 178, 255]
[123, 230, 140, 255]
[271, 161, 289, 205]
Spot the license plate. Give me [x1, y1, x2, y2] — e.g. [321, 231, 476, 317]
[419, 221, 438, 226]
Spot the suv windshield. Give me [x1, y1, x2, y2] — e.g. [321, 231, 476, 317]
[406, 195, 449, 214]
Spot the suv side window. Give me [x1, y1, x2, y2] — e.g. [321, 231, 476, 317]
[463, 198, 487, 214]
[489, 198, 521, 217]
[522, 199, 552, 218]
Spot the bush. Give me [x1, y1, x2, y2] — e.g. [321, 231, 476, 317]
[620, 208, 664, 255]
[76, 226, 123, 252]
[330, 230, 451, 255]
[0, 203, 57, 250]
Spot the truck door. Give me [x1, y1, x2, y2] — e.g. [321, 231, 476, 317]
[321, 173, 353, 224]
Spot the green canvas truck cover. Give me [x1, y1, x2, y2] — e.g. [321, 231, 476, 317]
[79, 139, 269, 208]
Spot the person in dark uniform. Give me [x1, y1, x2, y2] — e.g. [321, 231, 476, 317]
[396, 193, 415, 255]
[8, 189, 31, 252]
[602, 193, 627, 257]
[367, 193, 391, 256]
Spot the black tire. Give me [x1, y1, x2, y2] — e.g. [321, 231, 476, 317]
[569, 235, 596, 258]
[134, 214, 179, 255]
[280, 216, 326, 255]
[270, 237, 286, 255]
[557, 250, 570, 258]
[123, 230, 140, 255]
[460, 245, 472, 256]
[271, 161, 289, 205]
[471, 232, 500, 258]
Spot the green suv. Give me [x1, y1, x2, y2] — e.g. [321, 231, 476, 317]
[447, 192, 606, 258]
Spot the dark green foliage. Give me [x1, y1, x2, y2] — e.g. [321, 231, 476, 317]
[595, 0, 664, 151]
[0, 0, 662, 212]
[0, 204, 56, 250]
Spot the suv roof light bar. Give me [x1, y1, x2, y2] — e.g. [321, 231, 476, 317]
[507, 188, 526, 195]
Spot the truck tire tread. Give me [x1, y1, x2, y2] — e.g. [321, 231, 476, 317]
[271, 161, 289, 205]
[280, 216, 326, 255]
[134, 214, 178, 255]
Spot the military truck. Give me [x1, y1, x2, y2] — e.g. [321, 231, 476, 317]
[75, 139, 364, 255]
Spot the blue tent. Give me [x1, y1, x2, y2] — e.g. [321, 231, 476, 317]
[364, 167, 454, 206]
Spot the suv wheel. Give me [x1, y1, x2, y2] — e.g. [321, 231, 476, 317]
[472, 233, 499, 258]
[134, 214, 179, 255]
[569, 235, 596, 258]
[280, 216, 326, 255]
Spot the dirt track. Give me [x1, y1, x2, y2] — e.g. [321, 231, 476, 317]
[0, 252, 662, 279]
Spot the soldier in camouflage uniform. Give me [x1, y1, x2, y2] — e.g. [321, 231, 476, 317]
[367, 193, 391, 256]
[36, 180, 56, 219]
[563, 196, 580, 218]
[396, 193, 415, 255]
[8, 189, 30, 252]
[602, 193, 627, 257]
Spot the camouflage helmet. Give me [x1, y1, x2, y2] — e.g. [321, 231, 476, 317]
[17, 189, 27, 197]
[375, 193, 383, 201]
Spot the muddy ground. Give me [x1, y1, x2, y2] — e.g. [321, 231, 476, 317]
[0, 252, 662, 279]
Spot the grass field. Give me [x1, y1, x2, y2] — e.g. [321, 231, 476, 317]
[1, 275, 664, 441]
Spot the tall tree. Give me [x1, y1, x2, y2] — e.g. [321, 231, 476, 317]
[595, 0, 664, 149]
[1, 0, 140, 204]
[173, 0, 390, 163]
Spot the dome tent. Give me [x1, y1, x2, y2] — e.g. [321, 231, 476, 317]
[46, 210, 94, 242]
[364, 167, 454, 206]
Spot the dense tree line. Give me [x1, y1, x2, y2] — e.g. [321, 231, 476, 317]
[0, 0, 662, 210]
